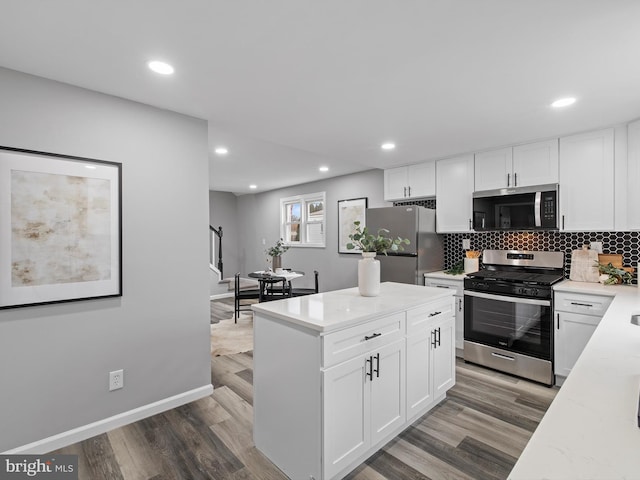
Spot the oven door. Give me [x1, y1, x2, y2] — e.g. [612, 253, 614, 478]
[464, 290, 552, 360]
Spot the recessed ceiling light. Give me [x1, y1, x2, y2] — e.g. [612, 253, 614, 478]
[214, 147, 228, 155]
[319, 166, 329, 172]
[381, 142, 396, 151]
[148, 60, 174, 75]
[551, 97, 576, 108]
[249, 184, 257, 189]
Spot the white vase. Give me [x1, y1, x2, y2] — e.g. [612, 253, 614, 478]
[358, 252, 380, 297]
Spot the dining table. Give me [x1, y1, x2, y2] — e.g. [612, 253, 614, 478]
[248, 270, 305, 301]
[248, 270, 304, 282]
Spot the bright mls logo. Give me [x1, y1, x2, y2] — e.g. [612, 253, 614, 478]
[0, 455, 77, 480]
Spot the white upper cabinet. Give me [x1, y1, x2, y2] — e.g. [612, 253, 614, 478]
[627, 119, 640, 229]
[474, 147, 513, 191]
[474, 140, 559, 191]
[436, 155, 474, 232]
[384, 161, 435, 201]
[512, 139, 559, 187]
[559, 129, 614, 231]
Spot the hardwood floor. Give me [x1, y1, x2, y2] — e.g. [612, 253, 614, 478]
[53, 351, 556, 480]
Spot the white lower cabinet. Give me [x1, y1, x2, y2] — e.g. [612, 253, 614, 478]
[253, 293, 456, 480]
[323, 338, 405, 479]
[424, 275, 465, 352]
[406, 300, 456, 421]
[554, 291, 613, 381]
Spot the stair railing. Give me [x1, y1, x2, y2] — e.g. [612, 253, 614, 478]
[210, 225, 223, 278]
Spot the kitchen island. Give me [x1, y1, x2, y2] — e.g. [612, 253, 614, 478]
[252, 282, 455, 480]
[509, 281, 640, 479]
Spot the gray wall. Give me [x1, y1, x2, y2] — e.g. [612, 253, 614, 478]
[0, 68, 211, 451]
[209, 190, 240, 294]
[236, 169, 390, 291]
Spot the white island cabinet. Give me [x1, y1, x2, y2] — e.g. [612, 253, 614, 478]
[252, 282, 455, 480]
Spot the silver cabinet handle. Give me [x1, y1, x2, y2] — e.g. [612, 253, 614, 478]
[408, 185, 411, 197]
[570, 302, 594, 308]
[514, 172, 518, 186]
[403, 186, 407, 198]
[507, 173, 510, 187]
[491, 352, 515, 361]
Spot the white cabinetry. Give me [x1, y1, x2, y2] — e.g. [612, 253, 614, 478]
[474, 147, 513, 191]
[424, 274, 464, 352]
[436, 155, 474, 232]
[559, 129, 614, 231]
[474, 140, 559, 191]
[405, 298, 455, 420]
[554, 290, 613, 383]
[627, 119, 640, 229]
[253, 287, 456, 480]
[324, 338, 405, 479]
[384, 161, 435, 201]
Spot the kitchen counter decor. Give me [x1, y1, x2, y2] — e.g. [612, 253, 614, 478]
[346, 221, 409, 296]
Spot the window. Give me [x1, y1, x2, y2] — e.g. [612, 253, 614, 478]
[281, 192, 326, 247]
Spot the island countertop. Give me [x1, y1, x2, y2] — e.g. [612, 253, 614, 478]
[251, 281, 453, 333]
[509, 280, 640, 479]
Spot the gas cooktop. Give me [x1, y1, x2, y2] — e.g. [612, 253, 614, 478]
[466, 269, 564, 286]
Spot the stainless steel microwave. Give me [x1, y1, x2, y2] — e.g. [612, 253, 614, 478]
[472, 184, 558, 231]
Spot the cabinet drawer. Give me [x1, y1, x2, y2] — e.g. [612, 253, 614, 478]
[322, 313, 405, 368]
[554, 291, 613, 316]
[406, 298, 454, 336]
[424, 279, 463, 296]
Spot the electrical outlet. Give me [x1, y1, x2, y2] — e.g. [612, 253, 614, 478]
[109, 369, 124, 391]
[590, 241, 603, 253]
[462, 239, 471, 250]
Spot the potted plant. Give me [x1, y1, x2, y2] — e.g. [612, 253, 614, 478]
[266, 238, 289, 271]
[597, 261, 633, 285]
[346, 221, 410, 296]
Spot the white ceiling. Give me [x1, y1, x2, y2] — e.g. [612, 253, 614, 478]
[1, 1, 639, 195]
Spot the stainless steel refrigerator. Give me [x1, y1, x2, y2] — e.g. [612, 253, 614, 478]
[366, 206, 443, 284]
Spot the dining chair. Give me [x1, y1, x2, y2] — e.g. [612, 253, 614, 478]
[259, 276, 291, 302]
[290, 270, 319, 297]
[234, 273, 260, 323]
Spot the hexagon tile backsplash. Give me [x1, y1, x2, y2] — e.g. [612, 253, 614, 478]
[394, 199, 639, 283]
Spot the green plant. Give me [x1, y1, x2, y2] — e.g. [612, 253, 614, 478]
[445, 259, 465, 275]
[346, 221, 410, 255]
[266, 238, 290, 257]
[596, 262, 633, 285]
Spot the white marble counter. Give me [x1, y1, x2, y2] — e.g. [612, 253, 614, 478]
[509, 280, 640, 479]
[251, 282, 453, 333]
[423, 270, 466, 281]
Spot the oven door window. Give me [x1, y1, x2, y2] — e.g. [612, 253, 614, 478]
[464, 292, 551, 360]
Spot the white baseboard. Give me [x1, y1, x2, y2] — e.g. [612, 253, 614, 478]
[4, 384, 214, 454]
[210, 292, 233, 300]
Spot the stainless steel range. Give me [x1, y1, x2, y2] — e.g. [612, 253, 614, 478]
[463, 250, 564, 385]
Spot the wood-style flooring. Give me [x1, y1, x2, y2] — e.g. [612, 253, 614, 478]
[53, 348, 556, 480]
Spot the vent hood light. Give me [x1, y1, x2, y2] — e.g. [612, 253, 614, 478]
[551, 97, 576, 108]
[319, 166, 329, 172]
[148, 61, 174, 75]
[249, 184, 257, 189]
[214, 147, 228, 155]
[381, 142, 396, 151]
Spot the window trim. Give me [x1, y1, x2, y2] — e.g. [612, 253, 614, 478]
[280, 192, 326, 248]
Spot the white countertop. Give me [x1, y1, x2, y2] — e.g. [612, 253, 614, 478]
[509, 280, 640, 479]
[423, 270, 466, 281]
[251, 282, 453, 333]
